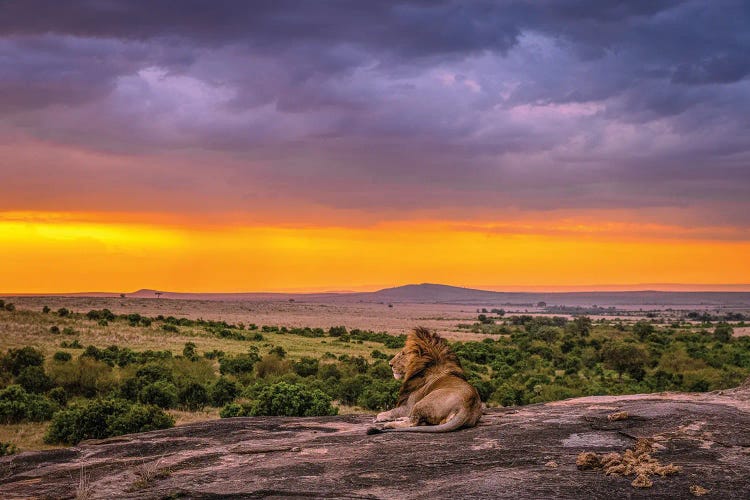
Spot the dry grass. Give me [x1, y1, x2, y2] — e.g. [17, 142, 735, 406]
[168, 408, 221, 426]
[0, 422, 55, 453]
[576, 438, 681, 489]
[74, 465, 94, 500]
[130, 456, 171, 490]
[0, 307, 400, 361]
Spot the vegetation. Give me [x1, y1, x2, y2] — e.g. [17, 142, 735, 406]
[0, 301, 748, 452]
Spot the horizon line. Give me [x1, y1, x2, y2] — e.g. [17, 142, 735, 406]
[3, 282, 750, 296]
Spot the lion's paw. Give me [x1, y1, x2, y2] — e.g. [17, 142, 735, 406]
[374, 412, 391, 422]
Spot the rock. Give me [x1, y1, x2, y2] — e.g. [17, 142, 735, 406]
[2, 387, 750, 499]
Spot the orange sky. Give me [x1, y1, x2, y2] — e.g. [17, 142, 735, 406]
[2, 211, 749, 293]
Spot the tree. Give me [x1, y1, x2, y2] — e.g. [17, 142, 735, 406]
[602, 342, 649, 381]
[713, 322, 734, 342]
[633, 320, 655, 341]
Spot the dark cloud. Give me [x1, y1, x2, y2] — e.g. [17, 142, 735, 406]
[0, 0, 748, 227]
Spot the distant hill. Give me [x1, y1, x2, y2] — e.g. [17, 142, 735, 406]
[119, 283, 750, 307]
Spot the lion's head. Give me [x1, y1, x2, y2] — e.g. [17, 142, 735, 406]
[388, 327, 463, 383]
[389, 349, 409, 380]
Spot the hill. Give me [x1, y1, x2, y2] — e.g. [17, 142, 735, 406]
[126, 283, 750, 307]
[3, 383, 749, 499]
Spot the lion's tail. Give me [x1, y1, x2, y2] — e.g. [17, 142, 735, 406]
[366, 407, 471, 434]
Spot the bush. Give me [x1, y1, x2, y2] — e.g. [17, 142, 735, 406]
[178, 383, 209, 411]
[713, 323, 734, 342]
[16, 365, 53, 393]
[48, 357, 116, 398]
[268, 346, 287, 359]
[219, 352, 260, 376]
[108, 404, 174, 436]
[42, 306, 51, 314]
[57, 308, 70, 317]
[183, 342, 198, 361]
[50, 326, 60, 334]
[209, 377, 241, 406]
[4, 303, 15, 312]
[44, 399, 173, 445]
[1, 347, 44, 376]
[48, 387, 68, 407]
[53, 351, 72, 362]
[357, 379, 400, 411]
[0, 385, 57, 423]
[219, 401, 254, 418]
[250, 382, 337, 417]
[292, 357, 319, 377]
[0, 441, 18, 456]
[139, 381, 178, 409]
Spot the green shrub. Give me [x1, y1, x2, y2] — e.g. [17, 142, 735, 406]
[713, 323, 734, 342]
[209, 377, 240, 406]
[48, 387, 68, 407]
[57, 308, 70, 317]
[0, 441, 18, 456]
[42, 306, 51, 314]
[139, 381, 178, 409]
[48, 357, 116, 398]
[292, 357, 319, 377]
[0, 385, 57, 423]
[250, 382, 337, 417]
[44, 399, 173, 445]
[183, 342, 198, 361]
[53, 351, 72, 362]
[219, 401, 254, 418]
[219, 352, 260, 376]
[178, 383, 209, 411]
[1, 347, 44, 375]
[4, 303, 15, 312]
[357, 379, 400, 411]
[108, 404, 174, 436]
[268, 346, 287, 359]
[16, 365, 53, 393]
[50, 326, 60, 334]
[60, 339, 83, 349]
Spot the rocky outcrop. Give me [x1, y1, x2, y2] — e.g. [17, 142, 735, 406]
[2, 385, 749, 499]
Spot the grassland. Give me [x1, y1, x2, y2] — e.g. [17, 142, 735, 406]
[1, 296, 748, 452]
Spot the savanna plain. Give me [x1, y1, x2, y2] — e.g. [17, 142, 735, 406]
[1, 294, 748, 455]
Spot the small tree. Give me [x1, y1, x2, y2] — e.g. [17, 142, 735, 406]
[713, 322, 734, 342]
[602, 342, 649, 381]
[178, 383, 209, 411]
[633, 320, 655, 341]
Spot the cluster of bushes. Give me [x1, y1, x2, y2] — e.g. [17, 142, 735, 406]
[78, 308, 407, 350]
[220, 382, 337, 418]
[447, 317, 750, 406]
[0, 300, 15, 312]
[44, 398, 174, 445]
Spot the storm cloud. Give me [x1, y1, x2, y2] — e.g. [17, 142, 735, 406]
[1, 0, 748, 226]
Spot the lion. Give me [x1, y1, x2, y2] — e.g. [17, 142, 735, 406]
[367, 326, 482, 434]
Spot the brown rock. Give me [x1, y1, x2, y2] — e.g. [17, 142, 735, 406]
[2, 387, 749, 499]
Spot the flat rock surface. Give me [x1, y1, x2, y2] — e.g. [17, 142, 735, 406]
[2, 386, 750, 499]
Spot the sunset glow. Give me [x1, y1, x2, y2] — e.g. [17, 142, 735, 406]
[2, 212, 749, 293]
[1, 2, 749, 293]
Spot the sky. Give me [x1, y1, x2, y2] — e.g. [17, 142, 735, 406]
[1, 0, 749, 293]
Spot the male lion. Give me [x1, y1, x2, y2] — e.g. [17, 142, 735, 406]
[367, 327, 482, 434]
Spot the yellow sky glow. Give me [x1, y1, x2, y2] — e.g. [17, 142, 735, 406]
[2, 212, 749, 293]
